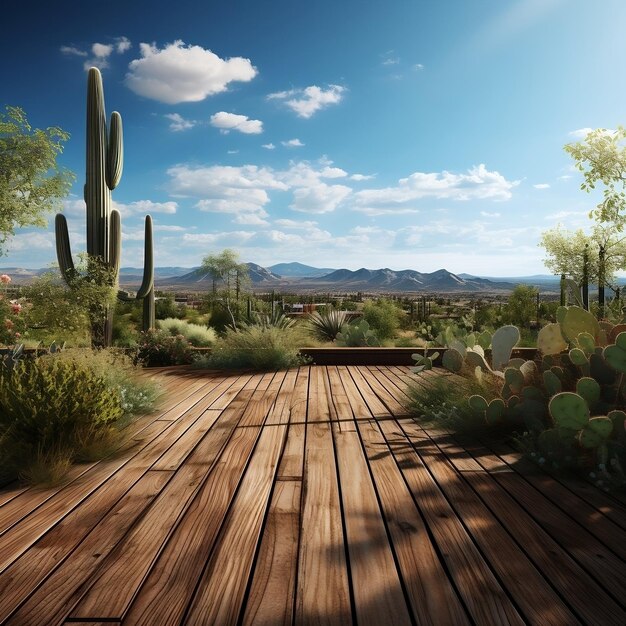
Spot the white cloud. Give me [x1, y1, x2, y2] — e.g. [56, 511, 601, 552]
[480, 211, 501, 218]
[164, 113, 195, 132]
[413, 63, 424, 71]
[282, 138, 304, 147]
[92, 43, 113, 59]
[60, 46, 87, 57]
[568, 127, 616, 140]
[153, 224, 187, 232]
[544, 210, 588, 221]
[353, 164, 518, 214]
[268, 85, 345, 118]
[382, 57, 400, 66]
[61, 37, 132, 71]
[115, 36, 131, 53]
[8, 232, 55, 252]
[182, 231, 255, 245]
[125, 200, 178, 214]
[210, 111, 263, 134]
[533, 183, 550, 189]
[227, 150, 239, 155]
[262, 143, 275, 150]
[274, 219, 318, 229]
[557, 175, 572, 181]
[350, 173, 375, 181]
[125, 41, 257, 104]
[290, 183, 352, 214]
[233, 213, 270, 226]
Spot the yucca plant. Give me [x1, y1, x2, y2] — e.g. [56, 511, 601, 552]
[246, 311, 296, 330]
[307, 309, 348, 342]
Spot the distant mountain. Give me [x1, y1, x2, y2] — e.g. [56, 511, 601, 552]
[153, 262, 281, 288]
[304, 267, 515, 292]
[0, 264, 520, 293]
[269, 262, 336, 277]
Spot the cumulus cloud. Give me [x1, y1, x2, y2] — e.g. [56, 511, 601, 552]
[350, 173, 375, 181]
[61, 37, 132, 71]
[568, 127, 615, 139]
[210, 111, 263, 134]
[164, 113, 195, 132]
[533, 183, 550, 189]
[233, 213, 270, 226]
[60, 46, 87, 57]
[282, 138, 304, 147]
[413, 63, 425, 71]
[262, 143, 275, 150]
[268, 85, 345, 118]
[353, 164, 519, 214]
[290, 183, 352, 214]
[274, 219, 318, 229]
[125, 41, 257, 104]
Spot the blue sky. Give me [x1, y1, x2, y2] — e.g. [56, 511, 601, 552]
[2, 0, 626, 275]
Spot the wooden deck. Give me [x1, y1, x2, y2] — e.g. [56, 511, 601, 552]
[0, 365, 624, 625]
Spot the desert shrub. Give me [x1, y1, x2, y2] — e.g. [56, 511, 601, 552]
[307, 309, 348, 342]
[155, 294, 184, 320]
[407, 373, 502, 435]
[362, 298, 402, 340]
[247, 311, 296, 330]
[0, 357, 125, 484]
[135, 329, 195, 367]
[157, 317, 216, 346]
[196, 325, 305, 371]
[45, 348, 160, 417]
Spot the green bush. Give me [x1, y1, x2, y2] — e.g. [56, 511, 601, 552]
[362, 298, 402, 340]
[157, 317, 217, 346]
[0, 357, 125, 484]
[197, 325, 305, 371]
[135, 329, 195, 367]
[46, 348, 161, 416]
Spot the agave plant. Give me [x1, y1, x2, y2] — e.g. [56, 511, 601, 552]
[307, 309, 349, 341]
[246, 311, 296, 330]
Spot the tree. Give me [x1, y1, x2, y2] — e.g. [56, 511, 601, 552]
[503, 284, 537, 328]
[565, 127, 626, 229]
[0, 106, 74, 254]
[200, 249, 251, 329]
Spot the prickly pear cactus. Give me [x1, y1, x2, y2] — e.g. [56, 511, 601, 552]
[536, 323, 567, 356]
[491, 325, 520, 371]
[442, 348, 463, 373]
[603, 331, 626, 374]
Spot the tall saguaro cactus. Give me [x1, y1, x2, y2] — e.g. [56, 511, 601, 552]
[55, 67, 154, 347]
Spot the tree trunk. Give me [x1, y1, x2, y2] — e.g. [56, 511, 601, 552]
[598, 245, 606, 318]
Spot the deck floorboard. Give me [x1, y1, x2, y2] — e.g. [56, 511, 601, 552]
[0, 365, 621, 625]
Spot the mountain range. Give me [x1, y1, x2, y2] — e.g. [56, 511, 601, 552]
[0, 263, 559, 293]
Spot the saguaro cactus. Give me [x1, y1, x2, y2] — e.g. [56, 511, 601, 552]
[55, 67, 154, 346]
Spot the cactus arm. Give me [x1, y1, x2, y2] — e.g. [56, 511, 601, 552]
[136, 215, 154, 299]
[106, 112, 123, 190]
[55, 213, 75, 284]
[109, 209, 121, 277]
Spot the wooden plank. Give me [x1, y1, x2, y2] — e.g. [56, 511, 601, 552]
[332, 422, 412, 626]
[481, 440, 626, 560]
[448, 438, 626, 611]
[356, 366, 410, 416]
[357, 419, 470, 625]
[234, 372, 285, 427]
[3, 471, 172, 626]
[307, 366, 332, 423]
[345, 366, 390, 418]
[67, 381, 261, 622]
[376, 418, 525, 625]
[296, 421, 352, 625]
[82, 415, 270, 623]
[182, 422, 289, 625]
[241, 480, 301, 626]
[327, 366, 355, 431]
[337, 365, 371, 418]
[400, 418, 625, 625]
[150, 408, 224, 471]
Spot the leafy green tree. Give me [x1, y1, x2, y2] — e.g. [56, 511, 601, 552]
[0, 106, 74, 254]
[502, 285, 537, 328]
[200, 249, 251, 329]
[362, 298, 403, 340]
[565, 127, 626, 229]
